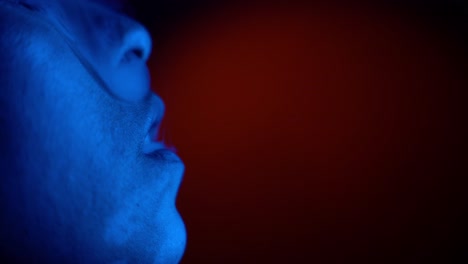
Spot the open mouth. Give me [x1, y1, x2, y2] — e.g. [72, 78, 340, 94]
[143, 120, 166, 153]
[142, 117, 181, 163]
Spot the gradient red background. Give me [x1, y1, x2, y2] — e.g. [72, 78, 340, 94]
[148, 2, 466, 263]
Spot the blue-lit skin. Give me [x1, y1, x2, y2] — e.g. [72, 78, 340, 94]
[0, 0, 185, 263]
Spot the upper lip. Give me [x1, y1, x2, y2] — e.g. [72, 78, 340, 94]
[143, 96, 166, 153]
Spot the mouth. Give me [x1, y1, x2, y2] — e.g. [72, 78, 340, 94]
[143, 120, 165, 153]
[142, 100, 181, 163]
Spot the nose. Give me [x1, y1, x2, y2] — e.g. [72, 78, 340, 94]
[118, 22, 152, 64]
[104, 18, 153, 102]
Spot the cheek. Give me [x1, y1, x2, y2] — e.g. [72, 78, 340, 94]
[106, 63, 151, 102]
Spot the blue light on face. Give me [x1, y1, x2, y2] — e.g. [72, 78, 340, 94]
[0, 1, 186, 263]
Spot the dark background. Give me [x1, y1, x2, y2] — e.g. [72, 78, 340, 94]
[129, 1, 466, 263]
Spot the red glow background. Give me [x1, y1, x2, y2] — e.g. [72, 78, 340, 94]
[148, 2, 466, 263]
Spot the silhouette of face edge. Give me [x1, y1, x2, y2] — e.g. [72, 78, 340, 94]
[0, 0, 186, 263]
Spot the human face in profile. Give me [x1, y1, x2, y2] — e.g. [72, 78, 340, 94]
[0, 0, 185, 263]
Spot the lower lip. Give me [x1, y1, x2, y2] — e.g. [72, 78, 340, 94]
[142, 138, 183, 164]
[146, 148, 182, 163]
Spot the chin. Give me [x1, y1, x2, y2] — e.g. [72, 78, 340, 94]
[153, 210, 187, 264]
[118, 209, 186, 264]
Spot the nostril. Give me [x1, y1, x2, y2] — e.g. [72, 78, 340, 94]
[132, 48, 143, 59]
[122, 48, 144, 62]
[119, 23, 152, 64]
